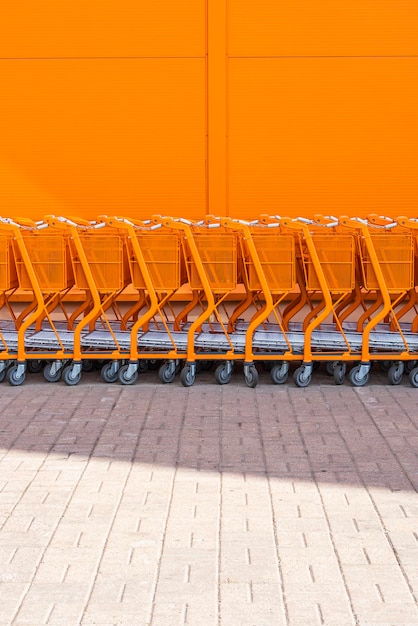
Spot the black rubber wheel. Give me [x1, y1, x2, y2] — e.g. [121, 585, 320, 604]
[348, 365, 369, 387]
[214, 363, 232, 385]
[138, 360, 149, 373]
[43, 362, 62, 383]
[180, 365, 195, 387]
[27, 359, 43, 374]
[270, 364, 288, 385]
[409, 367, 418, 388]
[0, 367, 8, 383]
[101, 361, 119, 383]
[245, 365, 259, 388]
[158, 362, 176, 384]
[325, 361, 337, 376]
[62, 365, 82, 386]
[333, 363, 346, 385]
[118, 363, 138, 385]
[7, 364, 26, 386]
[378, 360, 391, 373]
[82, 359, 94, 372]
[405, 360, 417, 374]
[388, 363, 403, 386]
[293, 366, 311, 388]
[148, 359, 160, 371]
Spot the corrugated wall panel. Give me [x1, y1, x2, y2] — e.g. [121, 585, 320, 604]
[0, 59, 206, 219]
[227, 0, 418, 219]
[0, 2, 417, 220]
[0, 1, 207, 220]
[0, 1, 206, 57]
[228, 1, 418, 57]
[228, 58, 418, 219]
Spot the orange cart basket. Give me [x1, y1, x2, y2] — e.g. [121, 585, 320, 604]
[0, 217, 78, 385]
[219, 217, 299, 386]
[94, 216, 189, 385]
[0, 223, 20, 370]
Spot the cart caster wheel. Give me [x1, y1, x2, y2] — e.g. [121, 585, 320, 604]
[7, 365, 26, 386]
[148, 359, 159, 371]
[101, 361, 119, 383]
[0, 366, 8, 383]
[348, 365, 369, 387]
[82, 359, 94, 372]
[180, 364, 195, 387]
[27, 359, 43, 374]
[293, 366, 311, 388]
[388, 362, 404, 386]
[214, 363, 232, 385]
[409, 367, 418, 388]
[158, 362, 176, 384]
[333, 362, 346, 385]
[62, 365, 82, 386]
[325, 361, 337, 376]
[43, 362, 62, 383]
[270, 363, 289, 385]
[378, 360, 391, 373]
[405, 360, 417, 374]
[245, 365, 259, 388]
[118, 363, 138, 385]
[138, 360, 149, 373]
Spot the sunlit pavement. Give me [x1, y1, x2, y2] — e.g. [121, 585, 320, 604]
[1, 364, 418, 625]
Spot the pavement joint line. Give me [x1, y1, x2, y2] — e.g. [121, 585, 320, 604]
[1, 379, 418, 624]
[4, 391, 97, 625]
[146, 387, 188, 626]
[336, 388, 418, 609]
[290, 387, 360, 626]
[254, 387, 289, 625]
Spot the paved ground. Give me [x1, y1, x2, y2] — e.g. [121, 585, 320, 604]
[0, 364, 418, 626]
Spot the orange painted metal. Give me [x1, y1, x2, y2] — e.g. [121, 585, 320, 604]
[0, 2, 416, 219]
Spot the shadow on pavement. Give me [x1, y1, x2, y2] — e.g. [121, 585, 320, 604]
[1, 363, 417, 493]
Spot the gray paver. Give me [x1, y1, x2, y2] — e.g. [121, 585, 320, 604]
[0, 367, 417, 625]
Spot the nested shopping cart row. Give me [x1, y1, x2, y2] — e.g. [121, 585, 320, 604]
[1, 213, 418, 387]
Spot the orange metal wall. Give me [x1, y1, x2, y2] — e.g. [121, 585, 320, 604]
[0, 1, 417, 220]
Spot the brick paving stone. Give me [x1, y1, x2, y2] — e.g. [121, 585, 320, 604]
[0, 376, 418, 625]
